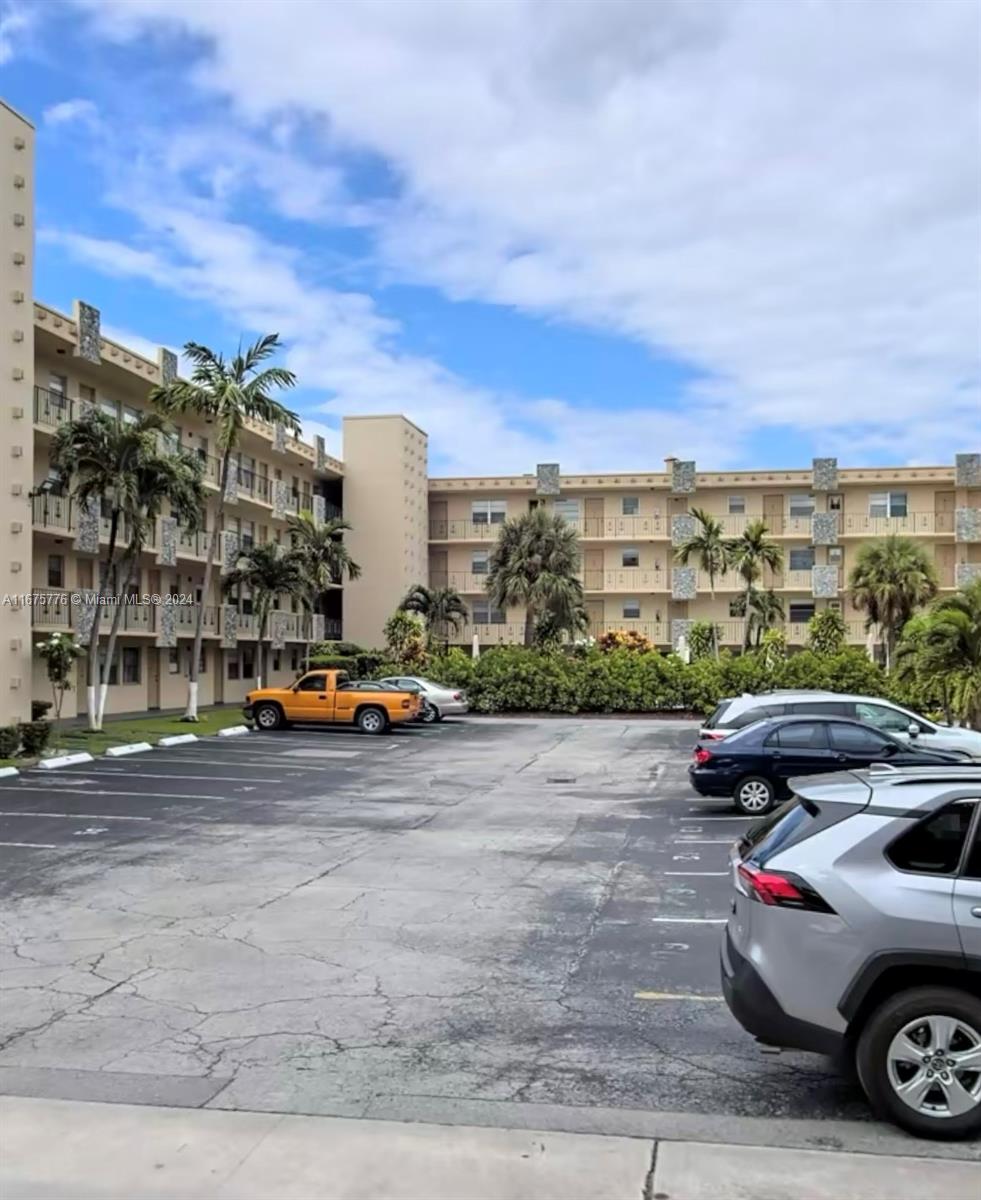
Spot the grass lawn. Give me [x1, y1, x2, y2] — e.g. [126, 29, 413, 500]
[46, 707, 251, 758]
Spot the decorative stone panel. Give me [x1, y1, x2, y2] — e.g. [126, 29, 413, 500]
[315, 435, 327, 471]
[671, 460, 696, 494]
[156, 516, 178, 566]
[223, 453, 239, 504]
[74, 498, 100, 554]
[311, 494, 326, 527]
[671, 512, 697, 546]
[671, 566, 697, 600]
[536, 463, 560, 496]
[221, 531, 241, 573]
[811, 457, 838, 492]
[220, 605, 239, 648]
[811, 511, 839, 546]
[272, 478, 291, 519]
[159, 347, 178, 385]
[811, 565, 839, 598]
[155, 602, 177, 648]
[670, 618, 694, 651]
[73, 300, 101, 364]
[955, 563, 981, 588]
[954, 507, 981, 543]
[273, 422, 287, 453]
[74, 594, 99, 643]
[955, 453, 981, 488]
[310, 613, 325, 643]
[269, 610, 288, 651]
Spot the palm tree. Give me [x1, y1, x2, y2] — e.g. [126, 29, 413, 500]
[726, 520, 784, 650]
[222, 543, 304, 691]
[400, 583, 469, 652]
[485, 508, 585, 646]
[287, 511, 362, 666]
[675, 507, 729, 659]
[731, 587, 785, 648]
[49, 408, 168, 728]
[96, 449, 205, 728]
[920, 579, 981, 728]
[849, 535, 938, 670]
[150, 334, 300, 720]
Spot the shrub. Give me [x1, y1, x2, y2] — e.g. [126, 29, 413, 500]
[18, 720, 51, 757]
[807, 609, 847, 656]
[308, 654, 359, 674]
[0, 725, 19, 758]
[687, 621, 719, 661]
[31, 700, 53, 722]
[597, 629, 653, 653]
[759, 627, 787, 671]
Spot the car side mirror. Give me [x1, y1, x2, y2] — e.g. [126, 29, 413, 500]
[907, 723, 920, 738]
[881, 742, 899, 756]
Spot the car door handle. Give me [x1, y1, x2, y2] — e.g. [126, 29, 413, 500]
[318, 694, 327, 700]
[835, 753, 848, 761]
[972, 907, 981, 919]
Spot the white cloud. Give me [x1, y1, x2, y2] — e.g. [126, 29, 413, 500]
[43, 98, 99, 128]
[0, 1, 32, 64]
[62, 0, 981, 468]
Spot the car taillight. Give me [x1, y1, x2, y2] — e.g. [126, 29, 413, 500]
[453, 692, 462, 701]
[737, 863, 834, 913]
[693, 746, 713, 765]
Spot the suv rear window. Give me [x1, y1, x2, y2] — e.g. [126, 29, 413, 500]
[741, 793, 867, 865]
[704, 701, 733, 729]
[887, 801, 976, 875]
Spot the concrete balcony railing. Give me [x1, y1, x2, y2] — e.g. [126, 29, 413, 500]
[588, 568, 667, 592]
[838, 512, 949, 537]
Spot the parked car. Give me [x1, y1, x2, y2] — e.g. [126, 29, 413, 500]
[700, 691, 981, 759]
[690, 714, 965, 814]
[244, 669, 421, 733]
[379, 676, 469, 723]
[722, 764, 981, 1139]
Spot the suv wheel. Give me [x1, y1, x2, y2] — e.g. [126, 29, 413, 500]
[734, 775, 776, 816]
[856, 986, 981, 1139]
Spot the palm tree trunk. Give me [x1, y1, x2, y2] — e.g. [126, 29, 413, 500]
[524, 607, 535, 647]
[256, 603, 269, 691]
[96, 554, 136, 730]
[184, 450, 229, 720]
[86, 508, 119, 730]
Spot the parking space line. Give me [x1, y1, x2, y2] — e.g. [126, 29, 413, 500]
[0, 811, 152, 822]
[117, 756, 335, 772]
[26, 772, 281, 784]
[650, 917, 726, 924]
[0, 786, 225, 801]
[664, 871, 728, 877]
[0, 841, 60, 849]
[674, 838, 735, 845]
[633, 991, 725, 1002]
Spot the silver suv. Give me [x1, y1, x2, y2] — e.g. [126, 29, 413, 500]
[723, 765, 981, 1139]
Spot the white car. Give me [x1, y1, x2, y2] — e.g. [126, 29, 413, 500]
[700, 690, 981, 759]
[379, 676, 469, 723]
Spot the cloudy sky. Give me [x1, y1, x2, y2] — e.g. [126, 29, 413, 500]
[2, 0, 978, 473]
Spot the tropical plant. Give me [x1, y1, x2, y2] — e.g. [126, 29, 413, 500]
[687, 621, 720, 661]
[894, 614, 951, 723]
[911, 579, 981, 728]
[848, 535, 939, 671]
[383, 609, 427, 666]
[150, 334, 300, 719]
[596, 629, 652, 653]
[222, 543, 304, 691]
[675, 508, 729, 658]
[35, 631, 85, 730]
[725, 520, 784, 650]
[730, 587, 785, 649]
[49, 408, 168, 728]
[485, 508, 586, 646]
[287, 511, 361, 669]
[807, 607, 847, 656]
[759, 626, 788, 671]
[400, 583, 468, 652]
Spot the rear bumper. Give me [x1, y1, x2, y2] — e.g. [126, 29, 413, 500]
[439, 700, 468, 716]
[721, 928, 842, 1056]
[688, 766, 733, 797]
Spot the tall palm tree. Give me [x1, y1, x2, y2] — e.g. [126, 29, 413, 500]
[731, 587, 785, 648]
[150, 334, 300, 720]
[849, 535, 938, 671]
[675, 507, 729, 659]
[485, 508, 585, 646]
[726, 520, 784, 650]
[920, 578, 981, 728]
[96, 449, 205, 728]
[49, 408, 168, 728]
[222, 543, 304, 691]
[400, 583, 469, 652]
[287, 511, 361, 667]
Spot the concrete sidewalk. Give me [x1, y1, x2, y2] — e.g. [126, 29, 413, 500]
[1, 1097, 978, 1200]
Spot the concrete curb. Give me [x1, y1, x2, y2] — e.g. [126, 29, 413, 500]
[157, 734, 199, 747]
[104, 743, 153, 758]
[0, 766, 20, 778]
[37, 752, 95, 771]
[217, 725, 251, 738]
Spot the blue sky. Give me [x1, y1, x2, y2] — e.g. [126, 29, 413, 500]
[1, 0, 978, 474]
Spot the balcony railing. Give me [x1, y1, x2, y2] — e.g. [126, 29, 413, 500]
[32, 494, 73, 531]
[33, 385, 75, 429]
[838, 512, 945, 536]
[448, 617, 870, 648]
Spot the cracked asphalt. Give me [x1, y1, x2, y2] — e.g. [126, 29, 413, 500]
[0, 715, 963, 1155]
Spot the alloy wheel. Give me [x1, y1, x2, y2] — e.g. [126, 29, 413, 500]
[886, 1015, 981, 1120]
[737, 781, 772, 813]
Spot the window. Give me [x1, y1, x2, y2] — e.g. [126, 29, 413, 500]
[888, 802, 975, 875]
[828, 494, 843, 512]
[122, 405, 140, 426]
[198, 647, 207, 674]
[228, 656, 240, 681]
[471, 499, 507, 526]
[855, 701, 918, 734]
[48, 372, 67, 396]
[789, 547, 815, 571]
[828, 547, 843, 566]
[290, 650, 299, 672]
[788, 700, 850, 717]
[827, 723, 892, 754]
[99, 398, 119, 420]
[242, 648, 255, 678]
[729, 705, 785, 730]
[241, 520, 255, 550]
[728, 496, 745, 515]
[789, 493, 814, 517]
[963, 825, 981, 880]
[47, 554, 64, 588]
[622, 599, 641, 619]
[767, 722, 828, 749]
[161, 426, 180, 455]
[869, 491, 908, 519]
[296, 673, 327, 692]
[121, 647, 140, 684]
[78, 383, 95, 406]
[272, 652, 281, 672]
[471, 550, 489, 575]
[622, 496, 639, 516]
[472, 600, 506, 624]
[622, 548, 639, 568]
[729, 599, 743, 617]
[553, 499, 580, 523]
[168, 648, 179, 675]
[789, 602, 816, 623]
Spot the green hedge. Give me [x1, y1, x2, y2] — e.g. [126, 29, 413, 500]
[418, 645, 911, 716]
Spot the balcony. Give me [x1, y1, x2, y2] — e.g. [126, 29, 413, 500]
[33, 385, 75, 430]
[589, 568, 666, 592]
[838, 512, 947, 537]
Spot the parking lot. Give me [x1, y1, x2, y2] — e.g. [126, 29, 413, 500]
[0, 716, 975, 1158]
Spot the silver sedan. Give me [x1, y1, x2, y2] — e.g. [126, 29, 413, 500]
[379, 676, 469, 723]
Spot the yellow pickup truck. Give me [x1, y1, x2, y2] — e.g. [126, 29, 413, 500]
[243, 669, 421, 734]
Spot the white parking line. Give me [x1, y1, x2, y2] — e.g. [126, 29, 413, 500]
[27, 772, 281, 784]
[112, 756, 334, 773]
[681, 815, 751, 821]
[0, 841, 59, 849]
[634, 991, 725, 1002]
[650, 917, 726, 924]
[664, 871, 728, 877]
[0, 786, 225, 801]
[674, 838, 735, 845]
[0, 811, 152, 822]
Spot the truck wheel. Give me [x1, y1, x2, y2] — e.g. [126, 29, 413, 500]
[253, 702, 283, 731]
[357, 706, 387, 735]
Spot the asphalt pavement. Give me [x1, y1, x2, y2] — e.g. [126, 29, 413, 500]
[0, 715, 976, 1162]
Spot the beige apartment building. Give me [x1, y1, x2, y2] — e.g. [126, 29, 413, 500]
[3, 96, 980, 724]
